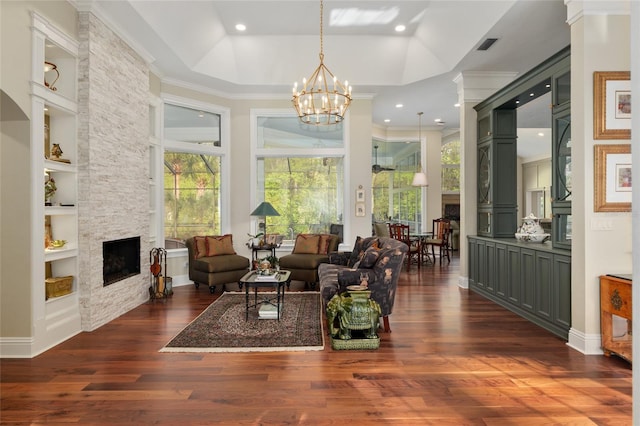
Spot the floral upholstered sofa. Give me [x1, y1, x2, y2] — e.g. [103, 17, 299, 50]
[318, 236, 407, 332]
[186, 235, 250, 294]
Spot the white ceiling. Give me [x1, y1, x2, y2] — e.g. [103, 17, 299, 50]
[81, 0, 569, 142]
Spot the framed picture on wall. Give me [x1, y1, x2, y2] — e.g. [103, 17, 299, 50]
[355, 202, 365, 217]
[594, 71, 631, 140]
[356, 188, 365, 202]
[594, 144, 631, 212]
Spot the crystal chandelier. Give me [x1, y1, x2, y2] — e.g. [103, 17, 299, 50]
[292, 0, 352, 125]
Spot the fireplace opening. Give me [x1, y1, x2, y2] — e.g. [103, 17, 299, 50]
[103, 237, 140, 286]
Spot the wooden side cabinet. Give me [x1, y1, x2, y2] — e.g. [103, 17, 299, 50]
[600, 274, 632, 363]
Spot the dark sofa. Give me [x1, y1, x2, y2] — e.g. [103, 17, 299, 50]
[318, 236, 407, 332]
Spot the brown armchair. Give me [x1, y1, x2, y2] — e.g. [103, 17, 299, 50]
[185, 236, 250, 294]
[278, 233, 341, 289]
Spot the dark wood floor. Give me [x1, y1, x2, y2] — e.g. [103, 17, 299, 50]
[1, 255, 632, 425]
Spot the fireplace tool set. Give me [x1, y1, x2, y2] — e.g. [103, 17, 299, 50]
[149, 247, 172, 300]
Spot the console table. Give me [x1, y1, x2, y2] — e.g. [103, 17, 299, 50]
[600, 274, 632, 363]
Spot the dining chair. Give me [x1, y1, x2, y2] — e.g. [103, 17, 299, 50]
[423, 218, 451, 265]
[388, 223, 421, 270]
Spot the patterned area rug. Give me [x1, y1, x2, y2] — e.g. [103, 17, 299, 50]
[160, 292, 324, 352]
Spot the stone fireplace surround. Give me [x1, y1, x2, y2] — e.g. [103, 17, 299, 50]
[77, 12, 150, 331]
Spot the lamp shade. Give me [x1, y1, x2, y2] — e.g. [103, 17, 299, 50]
[411, 172, 428, 187]
[250, 201, 280, 217]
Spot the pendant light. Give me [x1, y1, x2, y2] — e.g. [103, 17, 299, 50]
[412, 112, 428, 186]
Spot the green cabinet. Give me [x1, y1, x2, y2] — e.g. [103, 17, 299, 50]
[474, 48, 570, 244]
[468, 236, 571, 339]
[476, 110, 517, 238]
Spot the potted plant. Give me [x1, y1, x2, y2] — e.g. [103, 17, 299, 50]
[246, 232, 264, 248]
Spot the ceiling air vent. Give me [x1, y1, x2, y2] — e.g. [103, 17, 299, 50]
[477, 38, 498, 51]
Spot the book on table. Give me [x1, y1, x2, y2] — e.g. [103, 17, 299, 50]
[255, 272, 279, 281]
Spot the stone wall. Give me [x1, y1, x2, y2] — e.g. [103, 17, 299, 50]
[77, 12, 150, 331]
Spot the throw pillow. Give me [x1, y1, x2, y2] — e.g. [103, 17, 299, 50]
[293, 234, 321, 254]
[347, 236, 364, 267]
[318, 234, 333, 255]
[205, 234, 236, 256]
[193, 236, 208, 259]
[359, 246, 381, 269]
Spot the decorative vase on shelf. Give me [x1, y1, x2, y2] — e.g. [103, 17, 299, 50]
[44, 174, 56, 206]
[515, 213, 550, 243]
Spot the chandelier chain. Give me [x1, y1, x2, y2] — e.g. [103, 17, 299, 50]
[319, 0, 324, 61]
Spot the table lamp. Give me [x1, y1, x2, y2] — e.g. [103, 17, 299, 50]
[250, 201, 280, 243]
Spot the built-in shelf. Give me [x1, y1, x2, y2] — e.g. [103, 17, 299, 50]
[45, 206, 77, 215]
[44, 159, 76, 173]
[29, 11, 82, 356]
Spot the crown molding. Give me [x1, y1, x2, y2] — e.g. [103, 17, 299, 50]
[565, 0, 630, 26]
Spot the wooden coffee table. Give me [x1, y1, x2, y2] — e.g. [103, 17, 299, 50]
[240, 270, 291, 321]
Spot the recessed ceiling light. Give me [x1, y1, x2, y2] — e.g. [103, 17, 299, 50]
[515, 100, 520, 104]
[546, 84, 551, 88]
[434, 118, 442, 123]
[384, 119, 391, 123]
[395, 103, 403, 108]
[538, 132, 545, 137]
[395, 24, 406, 32]
[454, 103, 460, 108]
[235, 23, 246, 31]
[530, 93, 535, 97]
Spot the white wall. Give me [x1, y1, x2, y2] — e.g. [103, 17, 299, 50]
[568, 9, 632, 354]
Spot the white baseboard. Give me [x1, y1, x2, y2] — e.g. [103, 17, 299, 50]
[566, 327, 604, 355]
[171, 274, 192, 287]
[0, 337, 35, 358]
[458, 275, 469, 289]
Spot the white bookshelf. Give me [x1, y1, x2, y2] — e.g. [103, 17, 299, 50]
[30, 12, 81, 355]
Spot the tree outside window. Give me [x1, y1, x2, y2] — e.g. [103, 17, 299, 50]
[162, 103, 223, 243]
[372, 140, 422, 232]
[164, 153, 221, 241]
[442, 140, 460, 193]
[254, 114, 345, 240]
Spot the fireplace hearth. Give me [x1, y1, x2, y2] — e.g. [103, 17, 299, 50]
[103, 237, 141, 286]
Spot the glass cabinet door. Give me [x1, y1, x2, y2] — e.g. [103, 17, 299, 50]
[552, 110, 571, 250]
[553, 210, 572, 248]
[554, 113, 571, 203]
[478, 144, 491, 204]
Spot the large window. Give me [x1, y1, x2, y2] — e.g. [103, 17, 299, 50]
[164, 153, 221, 240]
[441, 139, 460, 193]
[371, 140, 422, 232]
[162, 102, 227, 244]
[253, 112, 345, 240]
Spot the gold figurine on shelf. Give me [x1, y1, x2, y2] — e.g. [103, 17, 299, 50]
[48, 143, 70, 163]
